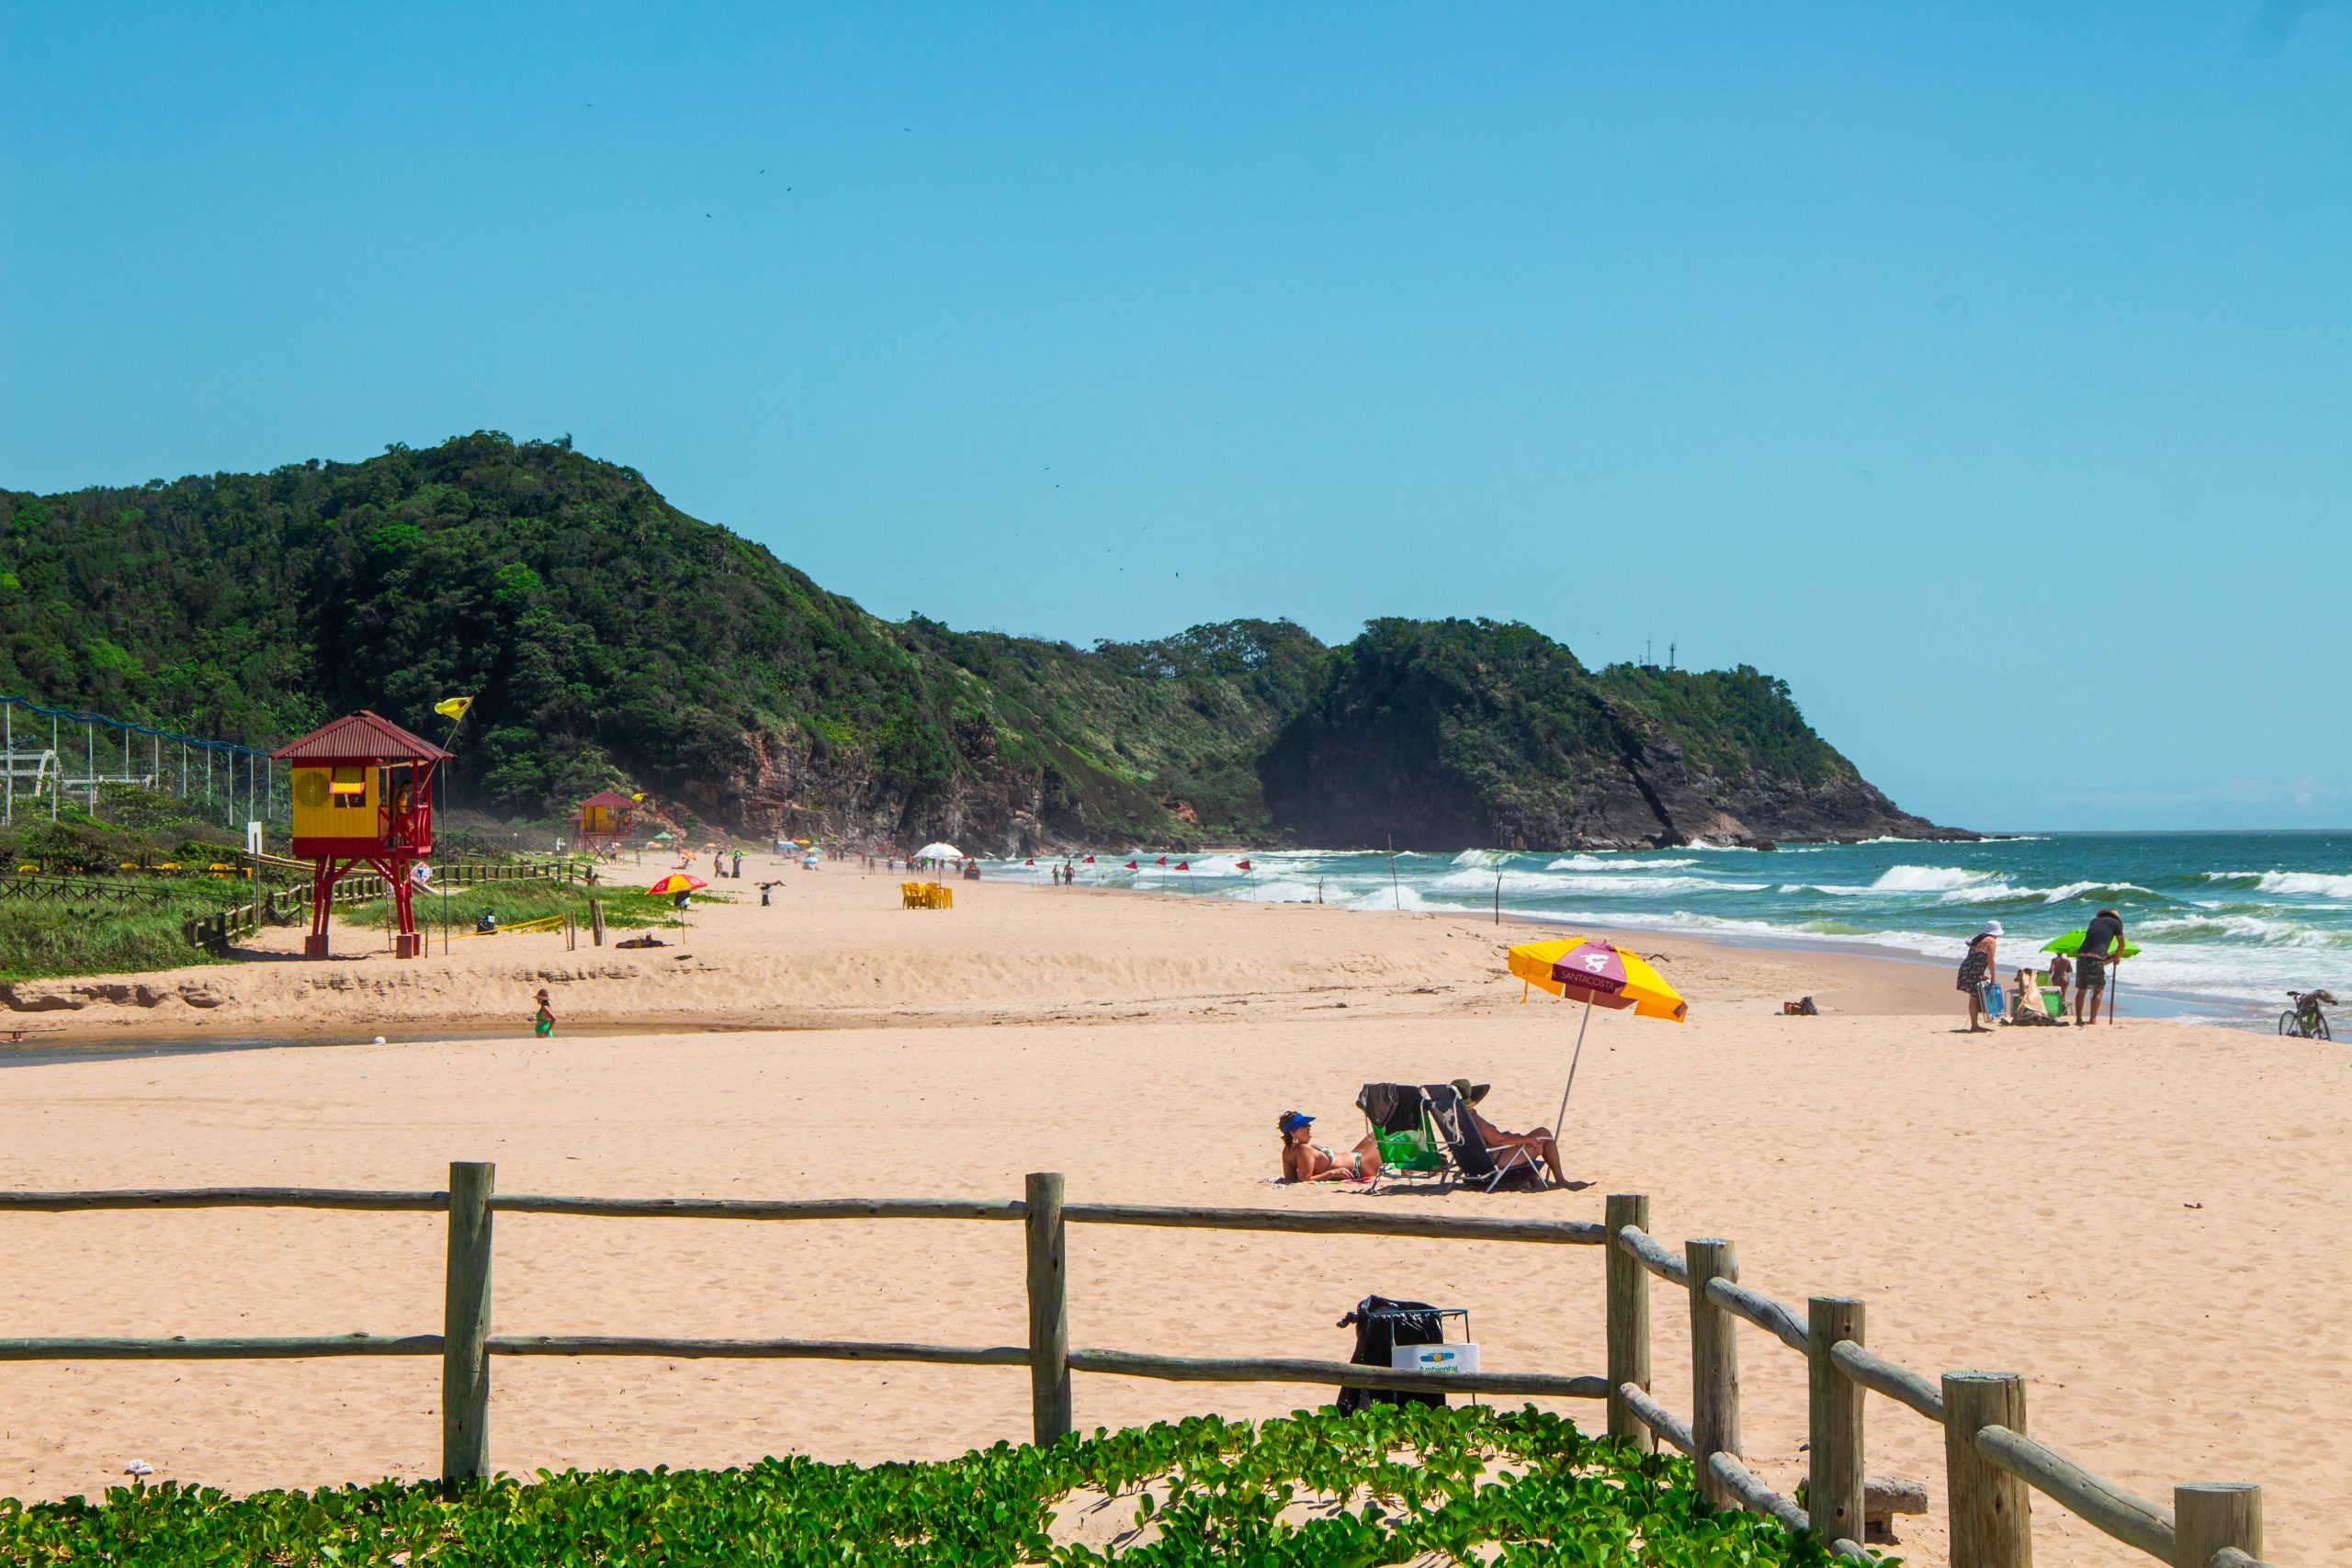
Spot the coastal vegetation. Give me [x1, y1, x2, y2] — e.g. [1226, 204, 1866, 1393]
[0, 800, 261, 981]
[1, 434, 1951, 852]
[0, 1404, 1835, 1565]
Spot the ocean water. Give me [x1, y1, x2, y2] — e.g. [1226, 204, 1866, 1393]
[984, 833, 2352, 1024]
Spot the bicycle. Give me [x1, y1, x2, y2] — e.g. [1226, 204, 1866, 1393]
[2279, 989, 2335, 1041]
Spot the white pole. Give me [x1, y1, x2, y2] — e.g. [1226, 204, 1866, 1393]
[51, 716, 58, 821]
[4, 701, 11, 827]
[86, 721, 96, 813]
[1552, 996, 1596, 1138]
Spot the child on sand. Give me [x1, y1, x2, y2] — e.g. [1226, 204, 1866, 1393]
[533, 988, 555, 1038]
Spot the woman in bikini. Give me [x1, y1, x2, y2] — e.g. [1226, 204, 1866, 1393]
[1278, 1111, 1383, 1183]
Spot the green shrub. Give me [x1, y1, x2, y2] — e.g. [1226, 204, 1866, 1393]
[0, 1404, 1855, 1565]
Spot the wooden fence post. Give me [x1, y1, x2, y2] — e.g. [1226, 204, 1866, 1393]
[1686, 1238, 1739, 1507]
[1942, 1371, 2030, 1568]
[1807, 1296, 1866, 1545]
[1604, 1194, 1651, 1452]
[2174, 1483, 2260, 1568]
[443, 1160, 495, 1484]
[1024, 1171, 1071, 1446]
[589, 897, 605, 946]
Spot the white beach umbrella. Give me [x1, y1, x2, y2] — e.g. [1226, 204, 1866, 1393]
[915, 841, 966, 861]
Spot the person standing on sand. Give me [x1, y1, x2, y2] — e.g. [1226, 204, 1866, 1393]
[2075, 908, 2126, 1024]
[1958, 919, 2001, 1032]
[533, 988, 555, 1038]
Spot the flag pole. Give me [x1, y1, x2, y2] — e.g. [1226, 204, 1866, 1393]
[1553, 994, 1594, 1136]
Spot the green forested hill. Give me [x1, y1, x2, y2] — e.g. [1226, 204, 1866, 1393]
[0, 434, 1958, 850]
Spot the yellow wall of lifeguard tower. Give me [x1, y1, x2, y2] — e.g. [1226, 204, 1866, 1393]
[290, 764, 376, 840]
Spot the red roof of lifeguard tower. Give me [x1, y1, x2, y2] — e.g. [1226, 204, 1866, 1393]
[270, 710, 455, 764]
[578, 788, 636, 811]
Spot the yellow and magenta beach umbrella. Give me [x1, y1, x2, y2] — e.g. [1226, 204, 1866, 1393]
[1508, 937, 1688, 1019]
[643, 873, 707, 897]
[1507, 936, 1689, 1134]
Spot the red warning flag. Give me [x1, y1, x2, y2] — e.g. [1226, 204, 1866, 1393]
[1236, 859, 1253, 872]
[1175, 860, 1190, 871]
[1083, 855, 1095, 863]
[1124, 860, 1138, 870]
[1023, 858, 1035, 866]
[1156, 856, 1168, 866]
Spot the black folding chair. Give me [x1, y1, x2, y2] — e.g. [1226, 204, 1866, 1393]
[1419, 1080, 1544, 1193]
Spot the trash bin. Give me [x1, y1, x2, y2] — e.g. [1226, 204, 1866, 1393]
[1336, 1295, 1451, 1413]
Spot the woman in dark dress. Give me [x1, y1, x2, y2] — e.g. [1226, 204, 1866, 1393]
[1958, 919, 2001, 1032]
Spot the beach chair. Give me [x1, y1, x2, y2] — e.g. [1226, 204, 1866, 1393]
[1355, 1084, 1453, 1193]
[1419, 1081, 1545, 1194]
[900, 880, 924, 908]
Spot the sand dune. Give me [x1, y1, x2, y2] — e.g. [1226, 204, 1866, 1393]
[0, 867, 2335, 1565]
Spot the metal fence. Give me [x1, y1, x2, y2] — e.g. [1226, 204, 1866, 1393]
[1, 694, 278, 831]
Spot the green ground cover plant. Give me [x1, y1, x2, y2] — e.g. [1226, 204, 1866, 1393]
[0, 1404, 1853, 1566]
[0, 798, 274, 982]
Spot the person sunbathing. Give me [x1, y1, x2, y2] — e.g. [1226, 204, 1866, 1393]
[1450, 1080, 1566, 1187]
[1278, 1111, 1383, 1183]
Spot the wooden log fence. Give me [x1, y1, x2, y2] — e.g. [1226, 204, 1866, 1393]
[0, 1174, 2282, 1568]
[175, 860, 591, 953]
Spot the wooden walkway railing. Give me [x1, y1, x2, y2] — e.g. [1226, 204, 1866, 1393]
[0, 1172, 2278, 1567]
[1600, 1198, 2273, 1568]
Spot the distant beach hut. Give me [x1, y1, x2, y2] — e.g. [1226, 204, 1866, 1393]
[573, 790, 637, 855]
[272, 710, 454, 960]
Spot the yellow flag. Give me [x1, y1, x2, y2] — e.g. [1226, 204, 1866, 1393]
[434, 696, 474, 720]
[630, 792, 644, 801]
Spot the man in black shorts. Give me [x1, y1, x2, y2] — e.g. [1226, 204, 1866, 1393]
[2075, 908, 2125, 1024]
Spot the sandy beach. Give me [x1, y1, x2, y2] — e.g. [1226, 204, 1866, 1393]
[2, 864, 2341, 1565]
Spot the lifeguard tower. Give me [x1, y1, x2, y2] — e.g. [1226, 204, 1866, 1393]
[271, 711, 452, 959]
[572, 789, 636, 855]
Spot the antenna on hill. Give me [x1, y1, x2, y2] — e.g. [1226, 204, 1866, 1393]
[1668, 641, 1676, 670]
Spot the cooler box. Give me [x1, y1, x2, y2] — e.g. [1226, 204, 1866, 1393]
[1391, 1342, 1480, 1374]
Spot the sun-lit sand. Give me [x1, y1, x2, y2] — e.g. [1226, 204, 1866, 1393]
[2, 863, 2341, 1564]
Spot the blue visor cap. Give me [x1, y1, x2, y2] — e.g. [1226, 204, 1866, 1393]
[1279, 1111, 1315, 1134]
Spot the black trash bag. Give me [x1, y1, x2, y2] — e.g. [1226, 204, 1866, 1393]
[1335, 1294, 1445, 1413]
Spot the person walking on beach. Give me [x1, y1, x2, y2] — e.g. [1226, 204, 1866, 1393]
[533, 987, 555, 1038]
[1958, 919, 2001, 1032]
[2075, 908, 2126, 1025]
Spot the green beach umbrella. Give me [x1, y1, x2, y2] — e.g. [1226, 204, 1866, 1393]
[2042, 929, 2142, 1026]
[2041, 930, 2142, 959]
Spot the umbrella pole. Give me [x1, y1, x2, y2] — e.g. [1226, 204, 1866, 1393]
[1553, 996, 1594, 1137]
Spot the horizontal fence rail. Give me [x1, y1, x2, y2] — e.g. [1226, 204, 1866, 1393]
[1065, 1349, 1610, 1401]
[0, 1188, 450, 1213]
[0, 1335, 442, 1360]
[492, 1194, 1023, 1223]
[0, 1170, 2282, 1568]
[490, 1336, 1032, 1367]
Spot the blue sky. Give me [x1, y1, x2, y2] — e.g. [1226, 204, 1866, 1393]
[4, 4, 2347, 831]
